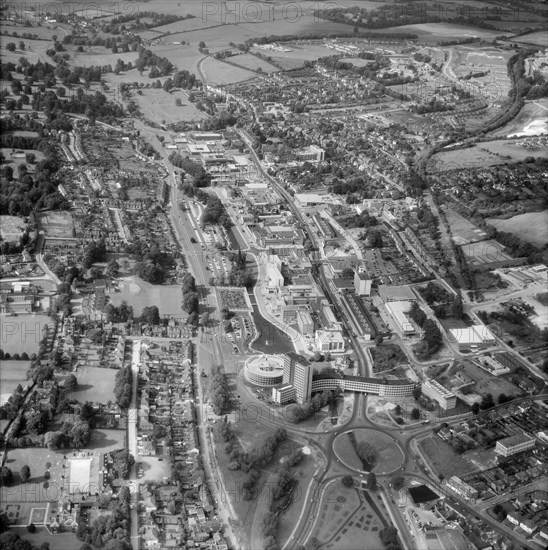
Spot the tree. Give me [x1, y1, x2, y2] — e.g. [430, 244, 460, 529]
[0, 467, 13, 487]
[65, 373, 78, 389]
[27, 523, 36, 533]
[394, 404, 402, 416]
[412, 386, 421, 400]
[6, 43, 16, 52]
[0, 512, 8, 534]
[471, 402, 480, 415]
[367, 472, 377, 491]
[106, 260, 119, 278]
[341, 475, 353, 487]
[199, 41, 206, 49]
[20, 465, 31, 483]
[391, 474, 405, 491]
[182, 292, 199, 314]
[480, 393, 495, 410]
[141, 305, 160, 325]
[411, 408, 421, 420]
[357, 442, 376, 466]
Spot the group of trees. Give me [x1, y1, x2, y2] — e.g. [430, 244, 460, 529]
[224, 250, 253, 288]
[0, 531, 53, 550]
[180, 273, 198, 322]
[114, 366, 132, 409]
[288, 390, 336, 423]
[407, 303, 443, 359]
[105, 301, 134, 324]
[82, 240, 107, 270]
[135, 48, 174, 77]
[44, 416, 91, 450]
[0, 142, 68, 216]
[108, 449, 135, 480]
[76, 485, 132, 549]
[134, 261, 165, 284]
[170, 153, 211, 187]
[379, 525, 402, 550]
[209, 368, 231, 415]
[141, 305, 160, 325]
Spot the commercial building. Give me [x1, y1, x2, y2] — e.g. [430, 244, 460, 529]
[296, 310, 314, 337]
[449, 325, 496, 350]
[311, 375, 416, 397]
[447, 476, 479, 500]
[354, 272, 372, 297]
[271, 384, 296, 405]
[273, 354, 416, 405]
[495, 433, 536, 457]
[296, 145, 325, 162]
[378, 285, 416, 303]
[385, 300, 416, 336]
[421, 379, 457, 410]
[315, 330, 345, 353]
[279, 353, 313, 405]
[244, 355, 284, 387]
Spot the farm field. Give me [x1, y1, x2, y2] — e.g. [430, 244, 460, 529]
[109, 276, 184, 317]
[0, 360, 30, 405]
[489, 99, 548, 139]
[380, 22, 502, 42]
[487, 210, 548, 248]
[226, 53, 278, 74]
[442, 207, 487, 244]
[309, 482, 385, 550]
[0, 314, 51, 355]
[418, 435, 472, 478]
[68, 366, 117, 404]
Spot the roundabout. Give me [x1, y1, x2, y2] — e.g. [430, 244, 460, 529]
[333, 429, 405, 475]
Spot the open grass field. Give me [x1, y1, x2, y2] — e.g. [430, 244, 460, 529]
[352, 429, 404, 474]
[252, 43, 333, 71]
[460, 239, 513, 267]
[0, 314, 51, 355]
[68, 366, 117, 404]
[131, 87, 205, 124]
[12, 527, 80, 550]
[333, 432, 363, 471]
[430, 138, 548, 171]
[226, 53, 279, 74]
[109, 276, 184, 317]
[310, 482, 385, 550]
[442, 207, 487, 244]
[487, 210, 548, 248]
[0, 360, 30, 405]
[489, 99, 548, 139]
[418, 435, 472, 478]
[460, 361, 521, 400]
[200, 56, 257, 84]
